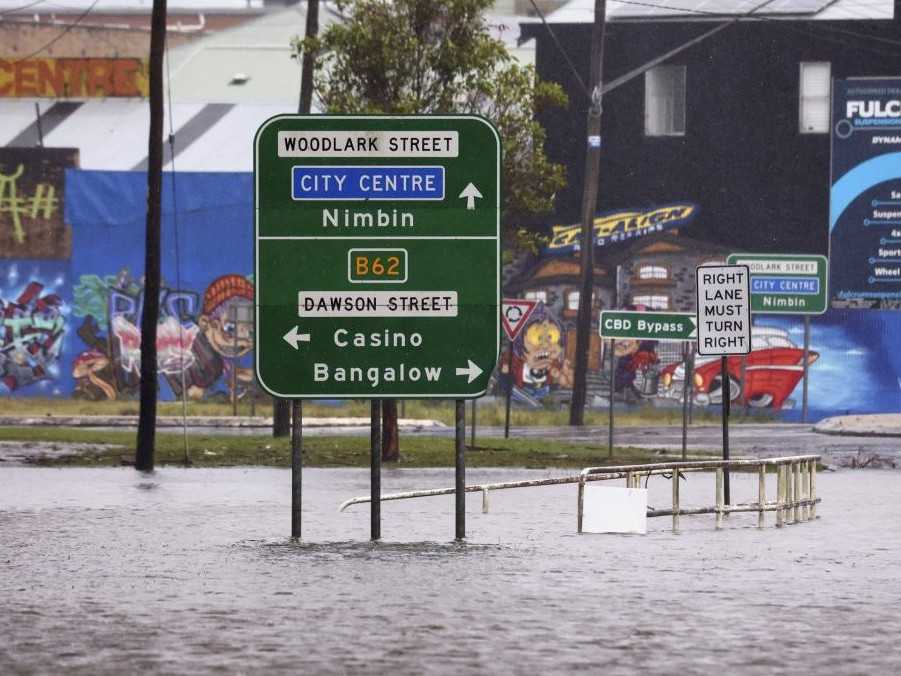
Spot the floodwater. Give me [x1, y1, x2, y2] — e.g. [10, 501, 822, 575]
[1, 466, 900, 674]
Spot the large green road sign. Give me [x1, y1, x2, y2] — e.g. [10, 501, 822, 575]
[600, 310, 697, 341]
[726, 253, 828, 315]
[254, 115, 500, 398]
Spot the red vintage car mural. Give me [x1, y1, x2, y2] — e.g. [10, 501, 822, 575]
[658, 326, 818, 409]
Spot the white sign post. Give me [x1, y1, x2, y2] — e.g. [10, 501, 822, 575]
[695, 264, 751, 507]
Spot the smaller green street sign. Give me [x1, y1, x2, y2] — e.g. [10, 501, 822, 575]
[726, 253, 828, 315]
[600, 310, 697, 342]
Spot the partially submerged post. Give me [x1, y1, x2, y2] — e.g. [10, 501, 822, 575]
[291, 400, 302, 540]
[456, 400, 465, 540]
[371, 400, 381, 541]
[695, 264, 751, 508]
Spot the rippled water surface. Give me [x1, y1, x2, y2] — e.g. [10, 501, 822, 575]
[1, 466, 900, 674]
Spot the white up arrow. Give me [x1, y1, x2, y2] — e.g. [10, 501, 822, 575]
[455, 359, 483, 383]
[458, 183, 483, 210]
[283, 326, 311, 350]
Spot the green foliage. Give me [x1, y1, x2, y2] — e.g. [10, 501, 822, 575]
[293, 0, 567, 247]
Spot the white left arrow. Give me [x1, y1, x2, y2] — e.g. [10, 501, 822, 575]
[283, 326, 311, 350]
[455, 359, 483, 384]
[458, 182, 483, 210]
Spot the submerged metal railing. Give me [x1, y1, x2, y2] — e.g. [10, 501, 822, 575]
[578, 455, 820, 533]
[339, 455, 820, 533]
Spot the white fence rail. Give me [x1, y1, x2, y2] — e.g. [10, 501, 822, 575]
[339, 455, 821, 533]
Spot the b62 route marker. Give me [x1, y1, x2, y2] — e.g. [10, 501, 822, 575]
[254, 115, 500, 398]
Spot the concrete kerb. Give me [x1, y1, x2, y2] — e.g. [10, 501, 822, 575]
[0, 415, 448, 430]
[814, 414, 901, 438]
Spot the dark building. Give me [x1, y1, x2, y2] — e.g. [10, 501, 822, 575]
[521, 0, 899, 257]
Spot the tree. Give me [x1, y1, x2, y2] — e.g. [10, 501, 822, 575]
[293, 0, 567, 457]
[296, 0, 566, 238]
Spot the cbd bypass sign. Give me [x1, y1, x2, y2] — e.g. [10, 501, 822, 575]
[254, 115, 500, 398]
[600, 310, 697, 342]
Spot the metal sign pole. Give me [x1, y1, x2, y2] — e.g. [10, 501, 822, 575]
[371, 399, 381, 541]
[687, 344, 694, 425]
[455, 399, 466, 540]
[802, 316, 811, 423]
[504, 341, 514, 439]
[722, 355, 730, 505]
[291, 399, 303, 540]
[681, 341, 689, 460]
[470, 398, 477, 449]
[608, 338, 615, 459]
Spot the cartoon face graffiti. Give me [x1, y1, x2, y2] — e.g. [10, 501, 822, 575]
[199, 282, 254, 360]
[510, 303, 574, 395]
[177, 274, 255, 400]
[522, 319, 563, 387]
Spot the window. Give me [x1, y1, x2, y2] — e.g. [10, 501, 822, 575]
[633, 294, 669, 310]
[638, 265, 669, 280]
[800, 62, 831, 134]
[645, 66, 686, 136]
[524, 290, 547, 303]
[566, 290, 580, 311]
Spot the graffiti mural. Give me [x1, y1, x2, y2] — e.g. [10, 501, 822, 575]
[71, 270, 254, 401]
[499, 303, 574, 407]
[0, 148, 77, 260]
[0, 262, 69, 394]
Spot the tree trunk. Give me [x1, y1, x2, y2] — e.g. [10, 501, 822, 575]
[381, 399, 400, 462]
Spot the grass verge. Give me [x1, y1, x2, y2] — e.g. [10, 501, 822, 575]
[0, 397, 775, 427]
[0, 426, 708, 469]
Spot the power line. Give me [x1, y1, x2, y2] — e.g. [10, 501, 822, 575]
[11, 0, 100, 62]
[527, 0, 590, 99]
[0, 0, 48, 16]
[611, 0, 901, 53]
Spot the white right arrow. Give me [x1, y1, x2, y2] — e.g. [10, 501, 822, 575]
[455, 359, 483, 384]
[458, 182, 483, 210]
[283, 326, 311, 350]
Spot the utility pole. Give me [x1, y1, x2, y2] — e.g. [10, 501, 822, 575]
[569, 0, 607, 426]
[275, 0, 322, 440]
[299, 0, 319, 115]
[135, 0, 167, 471]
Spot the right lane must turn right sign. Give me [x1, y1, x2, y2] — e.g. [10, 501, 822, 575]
[695, 264, 751, 357]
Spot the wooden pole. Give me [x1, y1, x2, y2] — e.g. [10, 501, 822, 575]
[569, 0, 608, 426]
[298, 0, 320, 115]
[135, 0, 167, 472]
